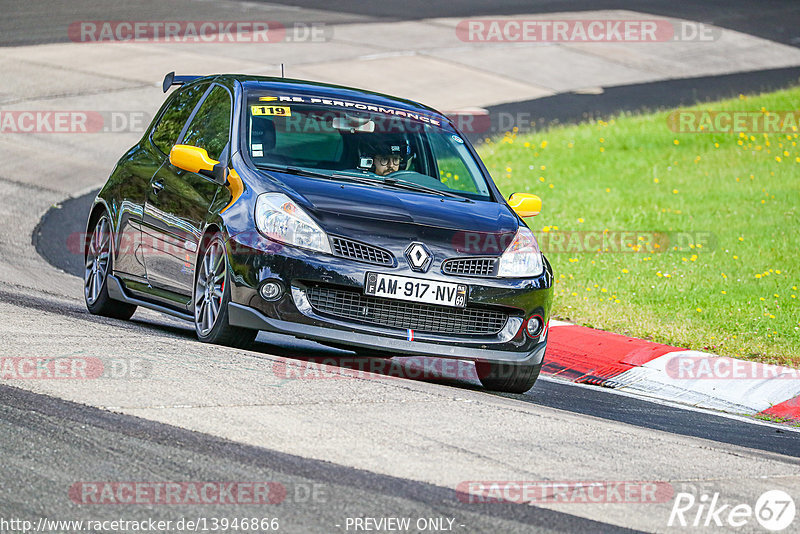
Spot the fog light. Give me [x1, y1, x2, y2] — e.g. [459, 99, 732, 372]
[526, 315, 544, 337]
[259, 281, 283, 301]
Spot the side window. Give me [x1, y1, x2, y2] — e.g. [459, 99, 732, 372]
[151, 83, 209, 155]
[428, 133, 487, 196]
[182, 86, 232, 161]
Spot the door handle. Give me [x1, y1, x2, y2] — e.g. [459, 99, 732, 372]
[151, 181, 164, 195]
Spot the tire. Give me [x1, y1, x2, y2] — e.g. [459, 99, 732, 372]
[193, 233, 256, 349]
[475, 360, 541, 394]
[84, 212, 137, 320]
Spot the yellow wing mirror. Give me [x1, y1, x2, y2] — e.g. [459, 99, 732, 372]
[508, 193, 542, 218]
[169, 144, 227, 183]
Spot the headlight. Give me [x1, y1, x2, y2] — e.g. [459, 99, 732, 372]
[255, 193, 332, 254]
[497, 226, 544, 277]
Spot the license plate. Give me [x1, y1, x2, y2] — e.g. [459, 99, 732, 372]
[364, 273, 467, 308]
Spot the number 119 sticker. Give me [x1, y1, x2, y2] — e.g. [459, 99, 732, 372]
[251, 105, 291, 117]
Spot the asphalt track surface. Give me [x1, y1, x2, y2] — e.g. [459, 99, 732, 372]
[1, 385, 629, 534]
[7, 1, 800, 532]
[34, 192, 800, 458]
[4, 0, 800, 47]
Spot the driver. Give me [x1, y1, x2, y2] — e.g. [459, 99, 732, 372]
[373, 152, 401, 176]
[361, 140, 405, 176]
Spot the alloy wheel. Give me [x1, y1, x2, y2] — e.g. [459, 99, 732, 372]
[195, 240, 226, 336]
[84, 215, 111, 306]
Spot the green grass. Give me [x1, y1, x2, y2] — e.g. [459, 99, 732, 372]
[478, 86, 800, 366]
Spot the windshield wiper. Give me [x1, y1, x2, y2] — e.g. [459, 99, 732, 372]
[381, 177, 468, 200]
[255, 164, 335, 180]
[256, 164, 383, 186]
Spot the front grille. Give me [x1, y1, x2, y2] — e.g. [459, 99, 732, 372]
[442, 257, 497, 277]
[331, 237, 394, 266]
[306, 285, 508, 335]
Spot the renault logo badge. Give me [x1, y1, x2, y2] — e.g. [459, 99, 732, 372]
[405, 242, 432, 272]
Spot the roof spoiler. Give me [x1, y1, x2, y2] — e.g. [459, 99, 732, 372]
[162, 72, 201, 93]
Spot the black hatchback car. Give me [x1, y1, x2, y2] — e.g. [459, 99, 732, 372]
[84, 73, 553, 393]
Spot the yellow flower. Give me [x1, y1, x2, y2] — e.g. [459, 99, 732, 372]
[721, 290, 726, 294]
[540, 165, 546, 170]
[541, 226, 551, 233]
[577, 218, 584, 223]
[672, 189, 679, 194]
[540, 140, 548, 149]
[696, 307, 702, 313]
[653, 178, 659, 183]
[549, 184, 554, 189]
[673, 139, 679, 145]
[622, 269, 629, 273]
[738, 236, 744, 241]
[605, 188, 611, 193]
[539, 176, 545, 182]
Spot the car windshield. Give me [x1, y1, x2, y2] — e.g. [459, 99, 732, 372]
[243, 90, 493, 200]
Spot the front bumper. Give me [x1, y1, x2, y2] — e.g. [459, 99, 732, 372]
[225, 231, 553, 364]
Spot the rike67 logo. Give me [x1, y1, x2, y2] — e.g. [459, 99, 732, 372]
[668, 489, 795, 531]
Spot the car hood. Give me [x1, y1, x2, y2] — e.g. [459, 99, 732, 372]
[276, 173, 517, 232]
[252, 170, 521, 256]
